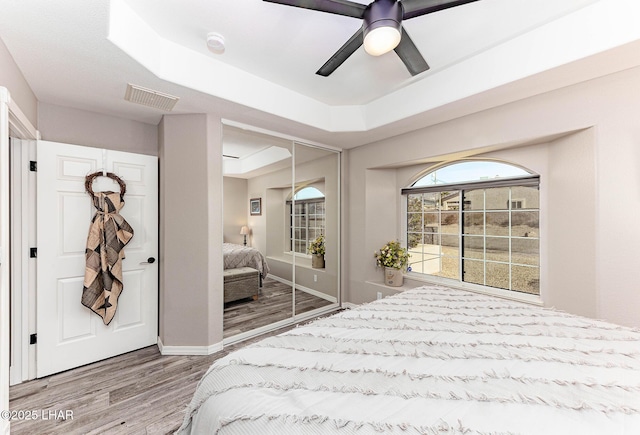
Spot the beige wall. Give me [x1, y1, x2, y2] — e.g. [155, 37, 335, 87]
[38, 103, 158, 156]
[0, 37, 37, 126]
[545, 129, 596, 317]
[347, 66, 640, 328]
[246, 158, 291, 258]
[159, 114, 223, 347]
[223, 177, 248, 245]
[247, 148, 340, 298]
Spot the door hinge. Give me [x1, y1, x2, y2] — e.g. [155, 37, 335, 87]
[30, 247, 37, 258]
[29, 161, 37, 172]
[30, 334, 37, 345]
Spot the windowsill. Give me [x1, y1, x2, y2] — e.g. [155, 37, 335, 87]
[283, 251, 312, 260]
[266, 254, 327, 272]
[366, 273, 543, 305]
[403, 272, 543, 306]
[266, 252, 307, 262]
[365, 280, 418, 292]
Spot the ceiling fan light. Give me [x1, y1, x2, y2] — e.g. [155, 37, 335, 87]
[364, 25, 401, 56]
[362, 0, 403, 57]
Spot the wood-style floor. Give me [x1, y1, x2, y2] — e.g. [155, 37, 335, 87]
[223, 276, 333, 338]
[8, 279, 338, 435]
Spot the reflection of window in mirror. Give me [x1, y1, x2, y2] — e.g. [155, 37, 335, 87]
[287, 185, 325, 255]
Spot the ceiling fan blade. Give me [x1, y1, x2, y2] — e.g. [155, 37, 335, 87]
[394, 28, 429, 76]
[401, 0, 480, 20]
[316, 27, 364, 76]
[263, 0, 366, 19]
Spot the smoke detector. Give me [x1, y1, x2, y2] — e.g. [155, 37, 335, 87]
[206, 32, 225, 54]
[124, 84, 179, 111]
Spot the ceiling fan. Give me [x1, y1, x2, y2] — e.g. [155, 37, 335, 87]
[263, 0, 480, 77]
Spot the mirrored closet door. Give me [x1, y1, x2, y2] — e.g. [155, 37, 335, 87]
[293, 142, 339, 316]
[222, 125, 340, 341]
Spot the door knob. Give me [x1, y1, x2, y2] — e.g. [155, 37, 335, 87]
[140, 257, 156, 265]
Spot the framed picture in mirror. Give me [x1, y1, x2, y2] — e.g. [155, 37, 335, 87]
[250, 198, 262, 216]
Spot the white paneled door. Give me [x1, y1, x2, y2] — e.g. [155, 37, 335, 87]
[36, 141, 158, 377]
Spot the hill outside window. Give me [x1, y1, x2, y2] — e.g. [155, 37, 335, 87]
[402, 161, 540, 295]
[287, 187, 325, 255]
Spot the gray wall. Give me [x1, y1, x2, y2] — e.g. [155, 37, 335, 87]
[38, 103, 158, 156]
[223, 177, 248, 245]
[159, 114, 223, 347]
[346, 65, 640, 328]
[247, 149, 340, 299]
[0, 37, 37, 126]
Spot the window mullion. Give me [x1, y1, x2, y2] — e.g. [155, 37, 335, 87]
[483, 189, 487, 287]
[305, 203, 310, 253]
[421, 194, 425, 271]
[508, 187, 512, 291]
[437, 194, 442, 275]
[459, 190, 463, 283]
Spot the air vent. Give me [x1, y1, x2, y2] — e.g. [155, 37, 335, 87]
[124, 84, 179, 111]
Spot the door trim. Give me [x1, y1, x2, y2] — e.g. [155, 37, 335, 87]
[9, 139, 37, 385]
[1, 87, 38, 435]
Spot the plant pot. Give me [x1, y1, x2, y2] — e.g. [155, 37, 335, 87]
[385, 267, 403, 287]
[312, 254, 325, 269]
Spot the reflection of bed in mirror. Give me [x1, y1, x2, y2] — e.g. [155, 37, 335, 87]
[222, 125, 340, 338]
[223, 243, 270, 280]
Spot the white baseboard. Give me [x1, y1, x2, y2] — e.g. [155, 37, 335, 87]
[223, 317, 293, 346]
[269, 275, 338, 303]
[299, 285, 337, 303]
[157, 336, 223, 356]
[341, 302, 359, 310]
[267, 274, 288, 286]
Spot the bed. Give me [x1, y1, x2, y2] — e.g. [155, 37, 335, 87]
[177, 285, 640, 434]
[223, 243, 270, 279]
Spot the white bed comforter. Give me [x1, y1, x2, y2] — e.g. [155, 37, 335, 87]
[177, 285, 640, 434]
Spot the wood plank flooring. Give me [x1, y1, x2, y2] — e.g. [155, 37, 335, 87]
[9, 281, 339, 435]
[223, 277, 333, 338]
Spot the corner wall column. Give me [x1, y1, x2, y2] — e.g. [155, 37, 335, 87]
[158, 114, 224, 352]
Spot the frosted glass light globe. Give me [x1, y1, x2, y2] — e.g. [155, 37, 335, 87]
[363, 26, 401, 56]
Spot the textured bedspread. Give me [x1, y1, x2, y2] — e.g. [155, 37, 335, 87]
[177, 285, 640, 434]
[223, 243, 270, 278]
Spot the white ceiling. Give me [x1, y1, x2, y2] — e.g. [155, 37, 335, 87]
[122, 0, 596, 105]
[1, 0, 639, 149]
[223, 125, 338, 179]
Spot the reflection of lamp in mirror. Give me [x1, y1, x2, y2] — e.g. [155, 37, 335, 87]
[240, 225, 250, 246]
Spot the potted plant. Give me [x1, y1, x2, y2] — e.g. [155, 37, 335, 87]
[308, 234, 325, 268]
[374, 240, 409, 287]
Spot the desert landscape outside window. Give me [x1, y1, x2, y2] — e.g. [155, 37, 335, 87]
[404, 161, 540, 295]
[288, 186, 326, 254]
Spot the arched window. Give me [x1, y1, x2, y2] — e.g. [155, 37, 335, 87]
[403, 160, 539, 295]
[412, 161, 531, 186]
[288, 186, 325, 254]
[294, 187, 324, 200]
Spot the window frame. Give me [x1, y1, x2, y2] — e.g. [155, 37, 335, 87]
[402, 173, 540, 299]
[287, 197, 325, 256]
